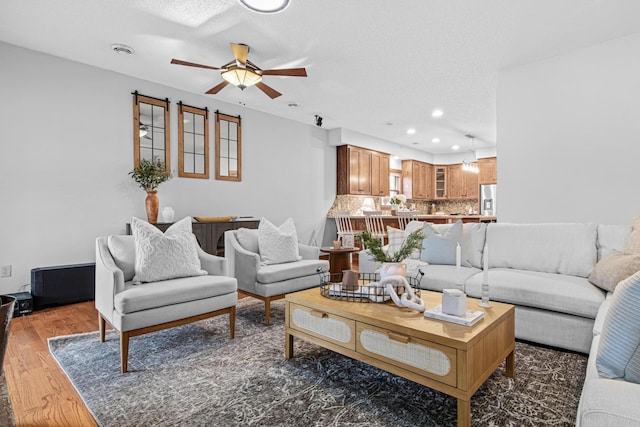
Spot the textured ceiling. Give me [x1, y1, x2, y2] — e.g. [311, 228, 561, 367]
[1, 0, 639, 154]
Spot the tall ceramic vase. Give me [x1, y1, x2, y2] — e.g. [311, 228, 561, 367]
[145, 190, 159, 224]
[0, 295, 15, 372]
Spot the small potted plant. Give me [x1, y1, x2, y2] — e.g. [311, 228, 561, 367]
[129, 159, 172, 223]
[389, 195, 406, 215]
[360, 228, 425, 277]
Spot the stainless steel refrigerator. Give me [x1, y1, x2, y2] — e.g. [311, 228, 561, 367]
[480, 184, 497, 216]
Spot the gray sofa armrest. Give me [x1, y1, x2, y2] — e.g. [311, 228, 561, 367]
[95, 237, 125, 322]
[225, 231, 261, 288]
[299, 243, 320, 260]
[197, 246, 228, 276]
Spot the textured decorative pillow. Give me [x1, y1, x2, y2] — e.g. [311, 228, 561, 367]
[258, 217, 301, 265]
[588, 250, 640, 292]
[236, 228, 259, 254]
[130, 216, 207, 284]
[420, 220, 463, 265]
[596, 270, 640, 383]
[628, 216, 640, 254]
[387, 221, 424, 259]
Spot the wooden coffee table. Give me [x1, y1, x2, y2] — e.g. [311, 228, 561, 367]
[285, 289, 515, 426]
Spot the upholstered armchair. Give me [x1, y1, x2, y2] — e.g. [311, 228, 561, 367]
[225, 227, 329, 326]
[95, 234, 238, 373]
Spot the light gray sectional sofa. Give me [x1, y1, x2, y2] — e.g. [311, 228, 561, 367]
[359, 220, 640, 425]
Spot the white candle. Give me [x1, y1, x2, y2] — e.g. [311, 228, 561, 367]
[456, 242, 461, 285]
[483, 244, 489, 284]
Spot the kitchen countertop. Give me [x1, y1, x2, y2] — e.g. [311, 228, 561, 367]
[329, 213, 496, 221]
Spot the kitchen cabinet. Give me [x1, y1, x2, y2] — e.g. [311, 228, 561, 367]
[370, 151, 390, 196]
[478, 157, 497, 184]
[337, 145, 389, 196]
[447, 164, 479, 199]
[434, 166, 447, 199]
[401, 160, 433, 199]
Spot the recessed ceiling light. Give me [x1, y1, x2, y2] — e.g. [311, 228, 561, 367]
[406, 128, 416, 135]
[432, 109, 443, 118]
[287, 102, 301, 107]
[238, 0, 290, 14]
[452, 145, 460, 150]
[111, 43, 134, 55]
[412, 142, 420, 145]
[385, 122, 394, 126]
[432, 138, 440, 143]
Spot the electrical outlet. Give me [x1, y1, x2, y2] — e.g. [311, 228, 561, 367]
[1, 265, 11, 278]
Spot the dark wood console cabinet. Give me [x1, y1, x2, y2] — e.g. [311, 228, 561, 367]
[126, 219, 260, 256]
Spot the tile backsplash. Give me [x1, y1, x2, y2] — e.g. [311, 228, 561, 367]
[327, 195, 480, 216]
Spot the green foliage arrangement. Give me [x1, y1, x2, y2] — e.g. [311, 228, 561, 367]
[129, 159, 172, 191]
[360, 228, 426, 263]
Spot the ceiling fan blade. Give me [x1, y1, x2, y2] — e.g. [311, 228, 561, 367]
[260, 68, 307, 77]
[171, 59, 221, 70]
[255, 82, 282, 99]
[230, 43, 249, 67]
[205, 81, 230, 94]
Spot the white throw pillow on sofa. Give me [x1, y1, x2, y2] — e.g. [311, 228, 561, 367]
[130, 216, 207, 284]
[236, 228, 260, 254]
[387, 221, 424, 259]
[421, 220, 465, 265]
[258, 217, 301, 265]
[596, 270, 640, 383]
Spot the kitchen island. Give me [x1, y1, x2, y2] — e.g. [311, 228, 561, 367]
[322, 213, 496, 247]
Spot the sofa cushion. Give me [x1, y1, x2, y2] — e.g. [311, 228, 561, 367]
[107, 235, 136, 282]
[596, 270, 640, 384]
[258, 217, 301, 265]
[465, 268, 605, 318]
[236, 228, 259, 254]
[597, 224, 631, 261]
[257, 259, 328, 284]
[421, 220, 464, 265]
[588, 250, 640, 292]
[131, 216, 207, 284]
[115, 274, 237, 314]
[485, 223, 597, 278]
[628, 216, 640, 254]
[592, 293, 613, 336]
[462, 222, 488, 269]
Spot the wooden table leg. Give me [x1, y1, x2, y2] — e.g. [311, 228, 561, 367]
[506, 349, 515, 378]
[457, 398, 471, 427]
[285, 332, 294, 359]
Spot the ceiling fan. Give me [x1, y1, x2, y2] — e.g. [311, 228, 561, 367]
[171, 43, 307, 99]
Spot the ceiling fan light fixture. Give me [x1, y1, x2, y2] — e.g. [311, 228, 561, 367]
[221, 67, 262, 90]
[238, 0, 290, 14]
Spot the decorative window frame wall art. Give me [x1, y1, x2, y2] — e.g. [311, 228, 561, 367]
[215, 111, 242, 182]
[178, 102, 209, 179]
[133, 91, 171, 173]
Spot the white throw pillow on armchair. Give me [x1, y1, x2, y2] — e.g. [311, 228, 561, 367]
[130, 216, 207, 284]
[258, 217, 302, 265]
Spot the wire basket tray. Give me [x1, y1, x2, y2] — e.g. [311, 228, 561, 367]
[319, 270, 424, 303]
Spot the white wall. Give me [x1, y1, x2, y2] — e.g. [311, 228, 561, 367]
[497, 33, 640, 225]
[0, 42, 336, 294]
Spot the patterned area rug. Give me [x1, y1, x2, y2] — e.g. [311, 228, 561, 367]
[49, 298, 587, 426]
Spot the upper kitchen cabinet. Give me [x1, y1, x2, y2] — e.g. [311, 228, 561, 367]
[371, 150, 390, 196]
[478, 157, 497, 184]
[337, 145, 389, 195]
[434, 165, 447, 199]
[402, 160, 433, 199]
[447, 164, 479, 199]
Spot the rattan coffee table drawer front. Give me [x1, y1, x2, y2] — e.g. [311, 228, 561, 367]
[356, 323, 458, 387]
[289, 303, 356, 350]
